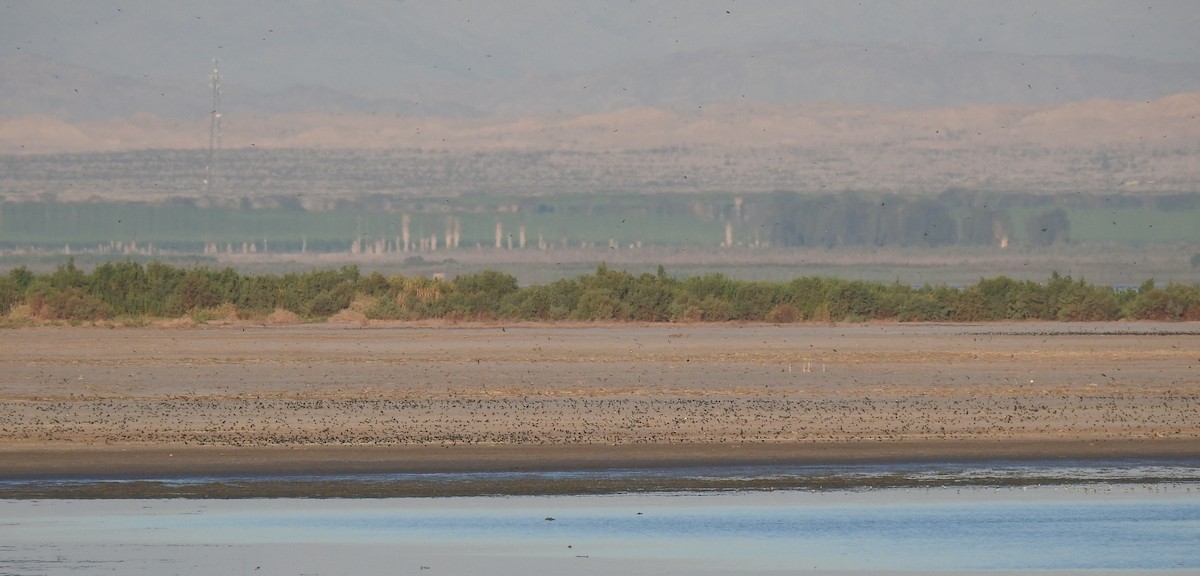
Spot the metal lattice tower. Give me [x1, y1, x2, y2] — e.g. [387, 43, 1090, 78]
[205, 57, 222, 194]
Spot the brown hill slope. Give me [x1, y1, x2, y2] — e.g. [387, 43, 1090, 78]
[3, 94, 1197, 196]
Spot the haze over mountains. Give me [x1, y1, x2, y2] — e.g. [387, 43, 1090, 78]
[5, 37, 1200, 123]
[6, 0, 1200, 116]
[2, 0, 1199, 191]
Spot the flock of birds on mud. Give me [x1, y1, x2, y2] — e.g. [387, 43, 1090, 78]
[3, 392, 1197, 447]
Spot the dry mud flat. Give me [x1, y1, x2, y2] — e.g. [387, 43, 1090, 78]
[1, 322, 1198, 482]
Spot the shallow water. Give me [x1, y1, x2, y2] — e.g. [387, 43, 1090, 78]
[4, 458, 1199, 498]
[3, 484, 1198, 575]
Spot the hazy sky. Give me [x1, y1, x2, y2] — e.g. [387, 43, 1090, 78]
[5, 0, 1199, 93]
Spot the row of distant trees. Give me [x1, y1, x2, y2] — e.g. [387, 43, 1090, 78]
[2, 260, 1198, 324]
[750, 190, 1069, 248]
[5, 188, 1197, 255]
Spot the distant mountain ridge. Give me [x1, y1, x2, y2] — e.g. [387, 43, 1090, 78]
[479, 41, 1200, 114]
[5, 39, 1200, 122]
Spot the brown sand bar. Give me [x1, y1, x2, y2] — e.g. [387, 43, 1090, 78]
[1, 322, 1198, 482]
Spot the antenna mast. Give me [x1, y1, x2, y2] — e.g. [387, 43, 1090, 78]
[205, 57, 222, 194]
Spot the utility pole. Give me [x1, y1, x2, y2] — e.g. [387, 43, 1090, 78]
[205, 57, 222, 194]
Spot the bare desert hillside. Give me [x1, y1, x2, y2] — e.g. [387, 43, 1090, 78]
[3, 94, 1198, 199]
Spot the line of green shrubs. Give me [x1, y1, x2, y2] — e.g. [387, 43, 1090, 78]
[1, 259, 1198, 325]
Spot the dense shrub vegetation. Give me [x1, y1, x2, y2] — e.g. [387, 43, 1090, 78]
[2, 259, 1198, 324]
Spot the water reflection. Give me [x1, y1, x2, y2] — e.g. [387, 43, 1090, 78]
[3, 484, 1198, 575]
[5, 459, 1199, 498]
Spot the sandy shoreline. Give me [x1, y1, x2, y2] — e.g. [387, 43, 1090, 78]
[2, 322, 1198, 491]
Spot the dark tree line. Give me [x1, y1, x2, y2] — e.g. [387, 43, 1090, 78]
[2, 260, 1197, 324]
[748, 190, 1069, 248]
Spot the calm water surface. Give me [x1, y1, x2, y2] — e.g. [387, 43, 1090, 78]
[3, 483, 1198, 575]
